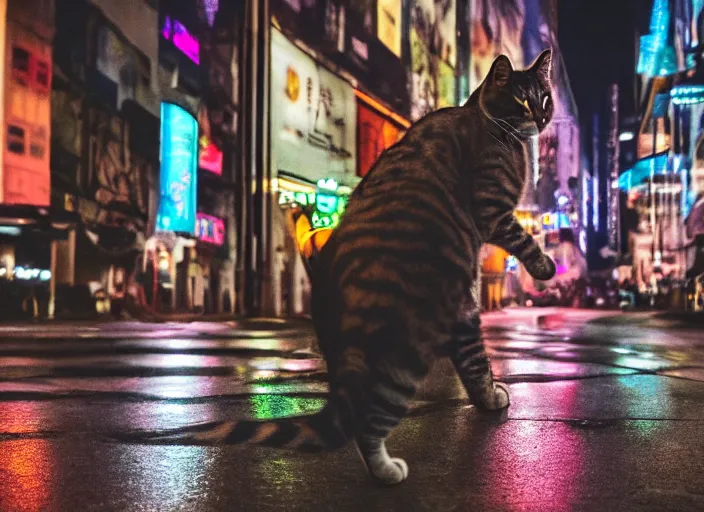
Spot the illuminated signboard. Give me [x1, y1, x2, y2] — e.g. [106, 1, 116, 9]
[195, 212, 225, 246]
[278, 178, 349, 229]
[270, 29, 356, 185]
[198, 135, 223, 174]
[2, 22, 52, 206]
[357, 102, 405, 178]
[156, 103, 198, 235]
[162, 16, 200, 64]
[311, 178, 347, 228]
[198, 105, 223, 174]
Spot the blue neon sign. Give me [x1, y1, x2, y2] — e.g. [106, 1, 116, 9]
[156, 103, 198, 235]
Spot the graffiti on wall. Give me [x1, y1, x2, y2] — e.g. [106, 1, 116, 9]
[88, 109, 150, 228]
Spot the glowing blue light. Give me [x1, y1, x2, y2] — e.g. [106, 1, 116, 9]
[637, 0, 677, 77]
[14, 266, 51, 281]
[618, 153, 669, 190]
[671, 85, 704, 105]
[0, 226, 21, 236]
[156, 103, 198, 235]
[593, 175, 599, 230]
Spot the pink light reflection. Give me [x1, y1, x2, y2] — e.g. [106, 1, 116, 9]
[481, 380, 584, 511]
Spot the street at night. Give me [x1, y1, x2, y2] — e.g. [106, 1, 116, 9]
[1, 0, 704, 510]
[0, 311, 702, 511]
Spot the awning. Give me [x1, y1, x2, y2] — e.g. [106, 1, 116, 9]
[618, 152, 669, 190]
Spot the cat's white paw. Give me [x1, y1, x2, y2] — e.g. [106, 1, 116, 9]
[485, 381, 510, 410]
[370, 457, 409, 486]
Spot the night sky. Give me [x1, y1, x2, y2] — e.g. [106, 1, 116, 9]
[558, 0, 653, 120]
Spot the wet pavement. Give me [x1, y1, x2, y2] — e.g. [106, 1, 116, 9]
[0, 309, 702, 511]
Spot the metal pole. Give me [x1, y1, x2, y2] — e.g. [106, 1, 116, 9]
[242, 0, 271, 316]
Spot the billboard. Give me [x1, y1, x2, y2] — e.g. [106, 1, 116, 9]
[195, 212, 225, 246]
[161, 15, 200, 65]
[468, 0, 526, 93]
[156, 103, 198, 235]
[357, 102, 405, 178]
[270, 29, 356, 184]
[2, 22, 52, 206]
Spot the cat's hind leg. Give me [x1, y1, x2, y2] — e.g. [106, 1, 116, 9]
[345, 359, 421, 485]
[448, 311, 509, 410]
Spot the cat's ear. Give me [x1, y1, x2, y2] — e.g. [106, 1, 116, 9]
[489, 55, 513, 88]
[530, 48, 552, 83]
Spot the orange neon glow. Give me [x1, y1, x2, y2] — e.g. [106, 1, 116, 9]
[354, 89, 411, 129]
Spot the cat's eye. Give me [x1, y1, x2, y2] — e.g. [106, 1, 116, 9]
[515, 96, 532, 113]
[542, 95, 550, 110]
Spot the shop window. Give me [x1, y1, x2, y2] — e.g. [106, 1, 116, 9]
[32, 58, 51, 94]
[7, 124, 26, 155]
[12, 46, 31, 85]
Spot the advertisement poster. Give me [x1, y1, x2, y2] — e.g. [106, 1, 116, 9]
[156, 103, 198, 235]
[377, 0, 402, 57]
[357, 102, 405, 178]
[270, 29, 356, 184]
[468, 0, 526, 93]
[2, 22, 52, 206]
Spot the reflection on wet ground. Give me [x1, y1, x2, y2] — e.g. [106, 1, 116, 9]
[0, 310, 702, 511]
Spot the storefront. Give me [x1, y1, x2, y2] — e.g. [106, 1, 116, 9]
[269, 28, 359, 316]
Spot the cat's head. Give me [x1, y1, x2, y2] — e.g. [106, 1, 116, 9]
[478, 49, 554, 139]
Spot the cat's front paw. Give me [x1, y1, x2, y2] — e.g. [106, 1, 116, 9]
[482, 382, 510, 410]
[472, 381, 511, 410]
[370, 457, 409, 486]
[525, 254, 556, 281]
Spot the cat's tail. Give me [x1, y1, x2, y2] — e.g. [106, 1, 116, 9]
[285, 206, 333, 281]
[111, 402, 352, 452]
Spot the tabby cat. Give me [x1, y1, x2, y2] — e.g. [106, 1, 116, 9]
[119, 50, 556, 486]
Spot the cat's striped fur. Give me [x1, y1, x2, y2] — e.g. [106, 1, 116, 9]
[116, 51, 556, 486]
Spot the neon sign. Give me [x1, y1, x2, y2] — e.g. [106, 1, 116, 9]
[14, 266, 51, 281]
[162, 16, 200, 64]
[196, 213, 225, 246]
[156, 103, 198, 235]
[198, 135, 223, 175]
[312, 179, 348, 229]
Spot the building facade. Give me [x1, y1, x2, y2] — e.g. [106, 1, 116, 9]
[0, 0, 244, 318]
[619, 0, 704, 309]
